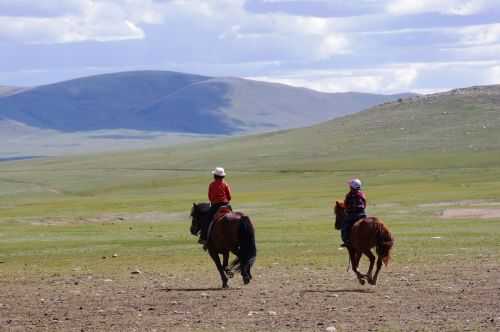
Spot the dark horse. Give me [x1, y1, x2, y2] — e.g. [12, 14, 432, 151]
[190, 203, 256, 288]
[334, 201, 394, 285]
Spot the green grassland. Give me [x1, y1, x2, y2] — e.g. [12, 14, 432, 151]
[0, 88, 499, 279]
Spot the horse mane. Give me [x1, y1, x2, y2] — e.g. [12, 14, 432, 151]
[334, 201, 345, 214]
[192, 202, 210, 216]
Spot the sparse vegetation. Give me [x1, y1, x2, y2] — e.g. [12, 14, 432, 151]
[0, 86, 499, 330]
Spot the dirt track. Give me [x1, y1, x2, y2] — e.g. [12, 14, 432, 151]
[1, 258, 499, 332]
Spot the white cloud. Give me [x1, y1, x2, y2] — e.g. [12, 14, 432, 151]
[0, 15, 144, 44]
[459, 23, 500, 46]
[248, 65, 420, 93]
[0, 0, 169, 43]
[0, 0, 353, 62]
[248, 61, 500, 93]
[317, 35, 351, 59]
[386, 0, 492, 16]
[489, 66, 500, 84]
[0, 0, 85, 17]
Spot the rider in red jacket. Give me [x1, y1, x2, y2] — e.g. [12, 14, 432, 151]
[341, 178, 367, 247]
[199, 167, 232, 244]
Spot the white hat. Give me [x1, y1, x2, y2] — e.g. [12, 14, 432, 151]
[348, 178, 362, 190]
[212, 167, 226, 177]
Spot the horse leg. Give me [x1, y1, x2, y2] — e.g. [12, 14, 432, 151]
[208, 249, 228, 288]
[371, 256, 384, 285]
[354, 251, 368, 281]
[363, 250, 376, 285]
[222, 251, 234, 278]
[348, 247, 365, 285]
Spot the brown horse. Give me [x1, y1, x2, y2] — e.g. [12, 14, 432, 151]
[190, 203, 256, 288]
[334, 201, 394, 285]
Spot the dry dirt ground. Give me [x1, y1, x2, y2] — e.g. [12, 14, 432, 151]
[1, 258, 499, 332]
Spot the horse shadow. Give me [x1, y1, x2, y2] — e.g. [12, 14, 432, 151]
[300, 288, 375, 296]
[160, 287, 241, 292]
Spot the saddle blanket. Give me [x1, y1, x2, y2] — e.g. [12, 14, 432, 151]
[213, 207, 240, 222]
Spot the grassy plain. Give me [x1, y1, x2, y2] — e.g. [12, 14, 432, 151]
[0, 150, 499, 279]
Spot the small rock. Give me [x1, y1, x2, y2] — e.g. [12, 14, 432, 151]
[101, 256, 107, 259]
[268, 311, 277, 316]
[103, 279, 113, 282]
[131, 269, 142, 275]
[247, 311, 259, 316]
[200, 292, 209, 298]
[112, 254, 118, 258]
[326, 326, 337, 332]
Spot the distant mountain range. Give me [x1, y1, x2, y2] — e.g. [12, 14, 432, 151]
[0, 71, 412, 135]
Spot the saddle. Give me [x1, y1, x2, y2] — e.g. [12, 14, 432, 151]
[207, 206, 242, 243]
[213, 206, 234, 223]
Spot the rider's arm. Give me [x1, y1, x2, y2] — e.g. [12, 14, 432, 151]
[225, 183, 232, 202]
[208, 183, 215, 202]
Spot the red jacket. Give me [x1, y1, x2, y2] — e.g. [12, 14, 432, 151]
[208, 179, 232, 204]
[344, 189, 366, 214]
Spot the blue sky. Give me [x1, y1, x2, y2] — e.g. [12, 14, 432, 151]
[1, 0, 500, 93]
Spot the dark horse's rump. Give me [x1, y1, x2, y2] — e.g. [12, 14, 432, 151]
[190, 203, 256, 288]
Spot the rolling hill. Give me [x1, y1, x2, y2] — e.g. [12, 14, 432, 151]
[169, 84, 499, 171]
[4, 84, 499, 174]
[0, 71, 410, 135]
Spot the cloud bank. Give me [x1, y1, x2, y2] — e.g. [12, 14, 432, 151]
[1, 0, 500, 93]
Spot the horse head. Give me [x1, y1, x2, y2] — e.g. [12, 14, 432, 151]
[334, 201, 346, 230]
[190, 202, 210, 236]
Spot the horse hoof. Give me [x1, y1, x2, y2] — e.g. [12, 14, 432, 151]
[359, 279, 366, 285]
[222, 284, 229, 289]
[226, 271, 234, 278]
[243, 276, 251, 285]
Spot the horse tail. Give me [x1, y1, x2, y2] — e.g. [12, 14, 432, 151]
[375, 221, 394, 267]
[236, 216, 257, 272]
